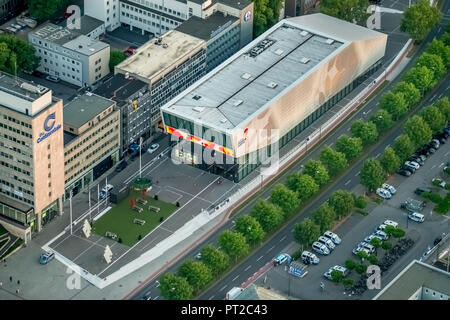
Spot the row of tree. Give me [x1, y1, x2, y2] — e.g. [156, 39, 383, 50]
[26, 0, 70, 22]
[360, 26, 450, 191]
[0, 35, 39, 75]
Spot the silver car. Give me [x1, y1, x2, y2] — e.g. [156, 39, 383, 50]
[312, 242, 330, 255]
[323, 231, 341, 245]
[318, 236, 335, 250]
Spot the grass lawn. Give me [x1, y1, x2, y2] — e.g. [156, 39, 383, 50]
[91, 192, 178, 247]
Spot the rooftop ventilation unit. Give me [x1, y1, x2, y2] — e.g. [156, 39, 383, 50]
[220, 118, 228, 124]
[193, 106, 205, 113]
[274, 49, 284, 56]
[86, 92, 93, 96]
[192, 95, 202, 100]
[233, 99, 243, 107]
[300, 57, 310, 64]
[300, 31, 309, 36]
[326, 39, 335, 45]
[20, 82, 46, 95]
[267, 82, 278, 89]
[241, 73, 251, 80]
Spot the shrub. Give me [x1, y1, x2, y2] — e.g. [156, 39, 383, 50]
[138, 235, 142, 241]
[368, 254, 378, 265]
[331, 270, 343, 283]
[355, 264, 367, 274]
[354, 196, 367, 209]
[176, 201, 180, 207]
[118, 237, 122, 243]
[159, 217, 164, 222]
[382, 241, 392, 251]
[354, 208, 369, 216]
[345, 259, 357, 270]
[292, 250, 302, 261]
[342, 278, 354, 288]
[392, 228, 406, 238]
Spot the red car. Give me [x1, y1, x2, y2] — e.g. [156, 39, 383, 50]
[124, 46, 137, 56]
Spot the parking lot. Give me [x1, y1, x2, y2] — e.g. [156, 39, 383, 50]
[255, 132, 450, 300]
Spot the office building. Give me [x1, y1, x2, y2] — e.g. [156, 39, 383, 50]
[0, 0, 24, 24]
[161, 13, 387, 182]
[28, 22, 110, 87]
[0, 73, 64, 242]
[66, 15, 106, 40]
[63, 93, 120, 199]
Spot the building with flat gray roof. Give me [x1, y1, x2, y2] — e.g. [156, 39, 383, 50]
[65, 15, 106, 40]
[374, 260, 450, 300]
[63, 93, 120, 199]
[28, 22, 110, 87]
[161, 13, 387, 182]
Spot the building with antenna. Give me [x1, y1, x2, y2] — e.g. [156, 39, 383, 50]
[28, 22, 111, 87]
[0, 72, 64, 242]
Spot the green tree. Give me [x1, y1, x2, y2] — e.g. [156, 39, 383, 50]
[235, 215, 266, 245]
[328, 190, 354, 218]
[303, 160, 330, 187]
[270, 184, 300, 216]
[320, 0, 370, 25]
[392, 228, 406, 238]
[110, 50, 127, 70]
[0, 35, 40, 73]
[356, 250, 369, 261]
[355, 263, 367, 274]
[367, 254, 378, 265]
[293, 218, 321, 247]
[200, 245, 230, 277]
[393, 134, 415, 162]
[400, 0, 442, 42]
[312, 203, 336, 233]
[434, 97, 450, 122]
[379, 91, 408, 120]
[360, 158, 386, 192]
[380, 146, 401, 174]
[345, 259, 357, 270]
[441, 32, 450, 47]
[267, 0, 284, 27]
[370, 109, 395, 133]
[319, 147, 349, 176]
[286, 173, 319, 201]
[330, 270, 343, 283]
[382, 241, 392, 251]
[420, 105, 447, 134]
[336, 135, 363, 160]
[392, 81, 421, 109]
[251, 0, 273, 37]
[416, 53, 446, 81]
[404, 115, 433, 148]
[160, 273, 194, 300]
[350, 120, 379, 146]
[27, 0, 69, 21]
[250, 200, 284, 232]
[218, 230, 250, 261]
[178, 260, 213, 292]
[425, 39, 450, 69]
[370, 238, 382, 250]
[342, 278, 354, 288]
[404, 66, 435, 95]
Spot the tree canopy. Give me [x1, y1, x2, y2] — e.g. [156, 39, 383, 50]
[328, 190, 355, 218]
[200, 245, 230, 277]
[392, 81, 421, 109]
[178, 259, 213, 292]
[303, 160, 330, 187]
[320, 147, 349, 176]
[218, 230, 250, 260]
[0, 35, 40, 74]
[420, 105, 447, 134]
[360, 158, 386, 192]
[379, 91, 408, 120]
[380, 146, 401, 174]
[286, 173, 319, 201]
[400, 0, 442, 42]
[320, 0, 370, 25]
[27, 0, 69, 22]
[336, 135, 363, 160]
[404, 115, 433, 148]
[250, 200, 284, 232]
[270, 184, 300, 215]
[294, 218, 321, 247]
[235, 215, 266, 245]
[312, 203, 336, 233]
[393, 134, 415, 162]
[370, 109, 395, 133]
[160, 273, 194, 300]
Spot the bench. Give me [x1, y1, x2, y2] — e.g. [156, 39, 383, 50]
[137, 198, 148, 206]
[133, 218, 146, 226]
[148, 205, 160, 213]
[105, 231, 118, 240]
[133, 206, 143, 213]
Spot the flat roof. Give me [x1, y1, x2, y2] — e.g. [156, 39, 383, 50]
[375, 260, 450, 300]
[114, 30, 205, 84]
[0, 193, 33, 214]
[176, 11, 238, 41]
[162, 13, 384, 132]
[0, 72, 49, 102]
[63, 93, 115, 128]
[215, 0, 251, 10]
[68, 15, 104, 36]
[94, 74, 147, 102]
[63, 34, 109, 56]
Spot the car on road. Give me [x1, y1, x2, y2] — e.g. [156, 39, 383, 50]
[46, 75, 60, 83]
[376, 188, 392, 200]
[317, 236, 335, 250]
[384, 220, 398, 228]
[194, 252, 202, 260]
[39, 251, 55, 264]
[408, 212, 425, 223]
[397, 168, 412, 177]
[405, 161, 420, 170]
[323, 231, 341, 245]
[115, 161, 127, 172]
[99, 184, 114, 199]
[147, 143, 160, 153]
[382, 183, 396, 195]
[301, 251, 320, 265]
[324, 265, 348, 280]
[415, 186, 432, 195]
[312, 242, 330, 255]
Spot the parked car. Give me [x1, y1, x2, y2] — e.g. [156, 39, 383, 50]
[33, 70, 45, 78]
[11, 23, 22, 30]
[16, 21, 27, 28]
[358, 242, 375, 254]
[99, 184, 114, 199]
[301, 251, 320, 265]
[39, 251, 55, 264]
[374, 230, 389, 240]
[408, 212, 425, 223]
[382, 183, 396, 195]
[364, 234, 383, 243]
[273, 253, 288, 265]
[324, 265, 348, 280]
[115, 161, 127, 172]
[352, 245, 371, 256]
[376, 188, 392, 200]
[46, 75, 60, 83]
[402, 163, 416, 173]
[141, 291, 152, 300]
[147, 143, 160, 154]
[415, 186, 432, 195]
[323, 231, 341, 245]
[409, 156, 424, 166]
[432, 178, 447, 188]
[435, 135, 446, 144]
[397, 168, 412, 177]
[430, 139, 440, 149]
[5, 26, 18, 33]
[384, 220, 398, 228]
[405, 161, 420, 170]
[312, 242, 330, 255]
[318, 236, 335, 250]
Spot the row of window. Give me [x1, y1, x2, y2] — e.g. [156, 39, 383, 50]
[2, 133, 31, 148]
[2, 115, 32, 129]
[0, 141, 32, 159]
[0, 180, 33, 196]
[0, 123, 32, 139]
[0, 151, 31, 167]
[0, 160, 31, 176]
[122, 1, 186, 19]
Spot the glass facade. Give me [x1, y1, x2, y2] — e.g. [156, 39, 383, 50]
[0, 202, 34, 227]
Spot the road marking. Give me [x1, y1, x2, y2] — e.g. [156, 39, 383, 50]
[431, 164, 437, 169]
[375, 153, 381, 158]
[445, 151, 450, 156]
[219, 285, 227, 292]
[438, 26, 442, 33]
[429, 94, 437, 102]
[244, 265, 252, 271]
[280, 235, 287, 242]
[208, 295, 215, 300]
[291, 228, 294, 232]
[344, 180, 351, 186]
[153, 296, 159, 300]
[256, 255, 264, 262]
[439, 163, 444, 168]
[267, 246, 275, 252]
[355, 171, 360, 177]
[347, 127, 351, 132]
[446, 84, 450, 91]
[438, 94, 443, 99]
[232, 275, 240, 282]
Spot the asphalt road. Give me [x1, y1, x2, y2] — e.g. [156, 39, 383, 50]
[132, 1, 450, 300]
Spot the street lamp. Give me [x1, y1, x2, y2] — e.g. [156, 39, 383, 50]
[139, 137, 143, 179]
[305, 137, 310, 153]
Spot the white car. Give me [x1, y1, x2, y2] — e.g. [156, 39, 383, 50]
[382, 183, 396, 195]
[408, 212, 425, 223]
[312, 242, 330, 255]
[374, 230, 389, 240]
[358, 242, 375, 254]
[323, 231, 341, 245]
[318, 236, 335, 250]
[364, 234, 383, 244]
[99, 184, 114, 199]
[353, 245, 370, 256]
[376, 188, 392, 200]
[324, 265, 348, 280]
[405, 161, 420, 170]
[301, 251, 320, 265]
[147, 143, 160, 153]
[384, 220, 398, 228]
[46, 75, 60, 83]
